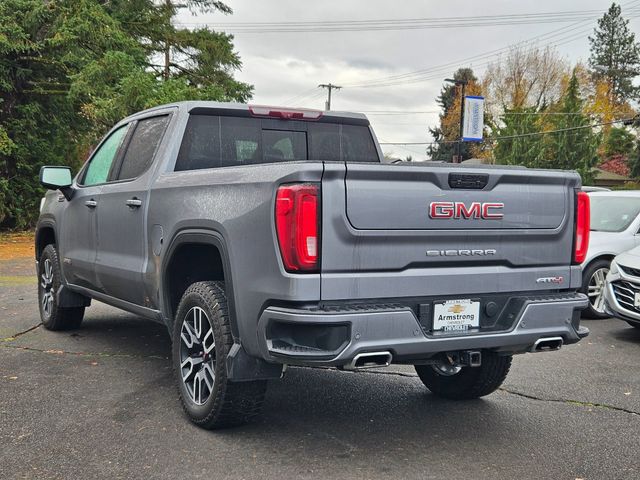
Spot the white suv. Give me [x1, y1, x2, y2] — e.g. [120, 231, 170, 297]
[580, 191, 640, 318]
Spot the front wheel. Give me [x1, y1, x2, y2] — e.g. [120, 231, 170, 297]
[38, 244, 84, 330]
[415, 351, 512, 400]
[172, 281, 267, 429]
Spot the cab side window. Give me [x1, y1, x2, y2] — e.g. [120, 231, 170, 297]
[117, 116, 169, 180]
[82, 125, 129, 186]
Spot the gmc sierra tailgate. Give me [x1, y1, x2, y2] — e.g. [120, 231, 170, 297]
[320, 162, 582, 301]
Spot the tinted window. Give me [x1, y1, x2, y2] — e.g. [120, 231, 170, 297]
[341, 124, 378, 162]
[175, 115, 377, 171]
[308, 123, 340, 161]
[220, 116, 262, 165]
[307, 124, 378, 161]
[118, 116, 169, 180]
[175, 115, 221, 171]
[263, 130, 307, 161]
[590, 196, 640, 232]
[82, 125, 128, 186]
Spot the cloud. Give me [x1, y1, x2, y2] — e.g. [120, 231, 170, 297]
[178, 0, 634, 159]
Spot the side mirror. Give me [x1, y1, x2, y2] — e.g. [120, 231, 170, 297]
[40, 166, 74, 200]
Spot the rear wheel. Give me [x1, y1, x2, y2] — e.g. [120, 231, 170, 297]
[38, 244, 84, 330]
[581, 259, 611, 319]
[415, 351, 512, 400]
[172, 281, 267, 429]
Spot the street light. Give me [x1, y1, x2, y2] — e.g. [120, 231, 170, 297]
[445, 78, 468, 163]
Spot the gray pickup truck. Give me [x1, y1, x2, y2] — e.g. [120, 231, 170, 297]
[36, 101, 590, 429]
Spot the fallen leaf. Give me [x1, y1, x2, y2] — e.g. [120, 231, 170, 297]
[44, 350, 65, 355]
[624, 392, 631, 396]
[8, 376, 17, 380]
[89, 361, 98, 366]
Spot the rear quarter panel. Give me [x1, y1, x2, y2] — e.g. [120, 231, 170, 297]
[147, 162, 324, 356]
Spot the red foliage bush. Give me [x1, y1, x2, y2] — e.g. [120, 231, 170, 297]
[599, 155, 630, 177]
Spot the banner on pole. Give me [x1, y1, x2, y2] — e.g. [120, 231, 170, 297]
[462, 96, 484, 142]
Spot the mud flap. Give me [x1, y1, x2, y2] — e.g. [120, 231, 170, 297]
[56, 285, 91, 308]
[226, 343, 283, 382]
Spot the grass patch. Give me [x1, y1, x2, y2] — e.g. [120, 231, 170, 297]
[0, 275, 36, 286]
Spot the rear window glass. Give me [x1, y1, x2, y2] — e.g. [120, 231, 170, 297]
[175, 115, 378, 171]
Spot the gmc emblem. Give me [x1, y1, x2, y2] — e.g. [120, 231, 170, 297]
[429, 201, 504, 220]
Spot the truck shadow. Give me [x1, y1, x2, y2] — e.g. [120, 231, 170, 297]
[217, 366, 569, 471]
[50, 309, 582, 468]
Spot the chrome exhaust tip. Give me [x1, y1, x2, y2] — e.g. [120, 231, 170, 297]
[531, 337, 564, 353]
[345, 351, 393, 370]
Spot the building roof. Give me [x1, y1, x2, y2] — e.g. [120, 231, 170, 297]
[594, 168, 630, 181]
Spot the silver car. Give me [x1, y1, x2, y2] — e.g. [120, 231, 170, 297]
[602, 249, 640, 329]
[580, 191, 640, 318]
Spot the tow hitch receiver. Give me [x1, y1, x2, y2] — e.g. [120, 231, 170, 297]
[441, 350, 482, 368]
[462, 350, 482, 367]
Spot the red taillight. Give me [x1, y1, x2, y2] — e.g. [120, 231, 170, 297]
[275, 184, 320, 272]
[574, 191, 590, 264]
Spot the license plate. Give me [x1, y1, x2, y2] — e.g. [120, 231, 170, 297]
[635, 292, 640, 308]
[433, 299, 480, 332]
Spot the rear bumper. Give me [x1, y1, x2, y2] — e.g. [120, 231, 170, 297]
[256, 292, 589, 367]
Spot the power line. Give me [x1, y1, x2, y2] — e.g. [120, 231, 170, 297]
[289, 89, 327, 107]
[280, 19, 598, 99]
[346, 16, 639, 89]
[363, 110, 592, 115]
[177, 9, 640, 33]
[360, 110, 440, 114]
[345, 26, 595, 88]
[378, 116, 639, 145]
[281, 87, 318, 105]
[279, 0, 639, 103]
[340, 1, 640, 88]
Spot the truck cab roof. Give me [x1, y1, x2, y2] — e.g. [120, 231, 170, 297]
[121, 101, 369, 124]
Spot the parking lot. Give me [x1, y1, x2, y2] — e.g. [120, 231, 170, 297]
[1, 251, 639, 480]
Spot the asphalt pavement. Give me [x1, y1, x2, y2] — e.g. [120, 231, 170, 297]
[1, 256, 639, 480]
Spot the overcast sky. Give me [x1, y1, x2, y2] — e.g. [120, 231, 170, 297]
[177, 0, 640, 159]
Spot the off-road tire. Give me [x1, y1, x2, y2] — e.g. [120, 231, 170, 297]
[581, 259, 611, 319]
[38, 244, 84, 331]
[415, 351, 512, 400]
[172, 281, 267, 429]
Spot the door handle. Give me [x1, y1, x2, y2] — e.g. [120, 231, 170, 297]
[125, 198, 142, 208]
[84, 200, 97, 208]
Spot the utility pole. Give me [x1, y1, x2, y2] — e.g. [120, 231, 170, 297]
[318, 83, 342, 110]
[164, 0, 172, 80]
[445, 78, 468, 163]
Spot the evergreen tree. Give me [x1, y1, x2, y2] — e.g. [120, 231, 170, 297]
[545, 70, 599, 184]
[588, 2, 640, 102]
[493, 109, 546, 168]
[427, 68, 477, 161]
[604, 126, 635, 157]
[629, 139, 640, 178]
[73, 0, 252, 130]
[0, 0, 251, 228]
